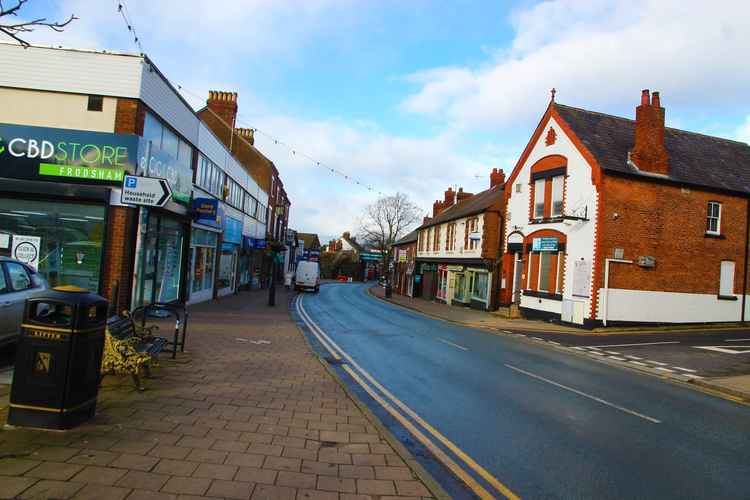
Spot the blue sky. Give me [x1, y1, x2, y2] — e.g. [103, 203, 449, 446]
[16, 0, 750, 242]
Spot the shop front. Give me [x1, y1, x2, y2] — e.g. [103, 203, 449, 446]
[0, 123, 140, 296]
[418, 262, 437, 300]
[217, 215, 242, 297]
[188, 197, 222, 304]
[466, 267, 492, 310]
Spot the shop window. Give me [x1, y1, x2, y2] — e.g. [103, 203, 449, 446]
[472, 272, 488, 301]
[0, 199, 106, 292]
[87, 95, 103, 112]
[133, 212, 184, 306]
[707, 202, 721, 235]
[719, 260, 735, 297]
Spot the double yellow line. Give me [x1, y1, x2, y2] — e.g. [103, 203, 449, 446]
[296, 295, 519, 500]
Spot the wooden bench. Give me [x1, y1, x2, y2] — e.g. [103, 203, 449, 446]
[101, 313, 167, 390]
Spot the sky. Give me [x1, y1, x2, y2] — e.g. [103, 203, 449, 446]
[13, 0, 750, 243]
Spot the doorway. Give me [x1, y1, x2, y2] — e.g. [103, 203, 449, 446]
[512, 252, 523, 304]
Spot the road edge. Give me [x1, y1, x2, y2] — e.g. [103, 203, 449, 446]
[287, 293, 452, 500]
[366, 286, 750, 405]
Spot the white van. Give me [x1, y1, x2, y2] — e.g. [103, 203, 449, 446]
[295, 261, 320, 293]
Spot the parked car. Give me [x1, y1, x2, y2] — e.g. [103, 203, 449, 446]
[0, 257, 48, 347]
[295, 261, 320, 293]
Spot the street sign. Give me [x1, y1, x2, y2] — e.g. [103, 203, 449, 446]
[532, 237, 558, 252]
[121, 174, 172, 207]
[12, 235, 41, 270]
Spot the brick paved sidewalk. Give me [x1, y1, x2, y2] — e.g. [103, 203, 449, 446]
[0, 289, 436, 500]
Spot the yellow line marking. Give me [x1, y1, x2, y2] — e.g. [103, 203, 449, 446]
[297, 295, 519, 500]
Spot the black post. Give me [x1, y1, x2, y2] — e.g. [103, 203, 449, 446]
[268, 257, 276, 307]
[384, 252, 392, 298]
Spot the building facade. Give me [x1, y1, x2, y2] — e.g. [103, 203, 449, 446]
[415, 170, 505, 310]
[501, 90, 750, 327]
[392, 230, 418, 296]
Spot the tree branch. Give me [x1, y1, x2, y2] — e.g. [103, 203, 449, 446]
[0, 0, 77, 48]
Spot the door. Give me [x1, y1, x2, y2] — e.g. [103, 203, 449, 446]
[454, 273, 465, 302]
[513, 253, 523, 304]
[1, 262, 34, 340]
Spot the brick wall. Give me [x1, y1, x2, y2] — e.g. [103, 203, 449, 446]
[597, 174, 749, 296]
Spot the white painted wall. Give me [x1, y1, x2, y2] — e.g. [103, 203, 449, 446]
[505, 116, 599, 318]
[417, 213, 484, 260]
[600, 288, 749, 323]
[0, 88, 117, 132]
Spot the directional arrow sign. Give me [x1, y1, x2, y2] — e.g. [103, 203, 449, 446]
[121, 174, 172, 207]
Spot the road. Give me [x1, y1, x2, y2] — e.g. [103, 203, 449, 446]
[294, 283, 750, 499]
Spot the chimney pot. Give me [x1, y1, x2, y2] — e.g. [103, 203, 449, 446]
[651, 91, 661, 108]
[641, 89, 650, 105]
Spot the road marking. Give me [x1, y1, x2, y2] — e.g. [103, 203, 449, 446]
[531, 337, 544, 341]
[604, 351, 621, 355]
[588, 341, 680, 348]
[646, 360, 668, 366]
[438, 339, 469, 351]
[548, 341, 560, 345]
[655, 367, 675, 373]
[694, 345, 750, 354]
[501, 330, 514, 334]
[625, 355, 642, 360]
[673, 366, 697, 373]
[629, 361, 649, 366]
[504, 364, 661, 424]
[296, 296, 519, 499]
[608, 356, 627, 361]
[725, 338, 750, 342]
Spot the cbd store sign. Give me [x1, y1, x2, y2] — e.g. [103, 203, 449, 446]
[0, 123, 140, 185]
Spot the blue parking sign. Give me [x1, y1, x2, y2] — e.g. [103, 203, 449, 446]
[125, 176, 138, 188]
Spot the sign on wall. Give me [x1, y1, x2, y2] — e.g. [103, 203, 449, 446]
[137, 144, 192, 203]
[12, 235, 41, 270]
[192, 197, 221, 226]
[572, 259, 591, 298]
[121, 175, 172, 207]
[0, 123, 139, 185]
[532, 237, 559, 252]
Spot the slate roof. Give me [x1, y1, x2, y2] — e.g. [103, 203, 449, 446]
[555, 103, 750, 194]
[393, 229, 418, 246]
[419, 184, 503, 229]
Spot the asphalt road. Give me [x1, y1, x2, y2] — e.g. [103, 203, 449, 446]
[294, 283, 750, 499]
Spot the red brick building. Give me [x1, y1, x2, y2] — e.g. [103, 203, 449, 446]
[391, 229, 418, 296]
[502, 90, 750, 327]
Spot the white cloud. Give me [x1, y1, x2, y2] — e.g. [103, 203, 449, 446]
[402, 0, 750, 130]
[737, 116, 750, 144]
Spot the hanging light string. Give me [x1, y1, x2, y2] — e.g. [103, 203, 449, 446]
[171, 81, 387, 197]
[114, 1, 144, 53]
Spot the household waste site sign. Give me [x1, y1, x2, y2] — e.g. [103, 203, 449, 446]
[121, 174, 172, 207]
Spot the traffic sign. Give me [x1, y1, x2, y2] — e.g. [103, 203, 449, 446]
[121, 174, 172, 207]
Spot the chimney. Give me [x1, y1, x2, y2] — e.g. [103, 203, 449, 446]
[207, 90, 238, 130]
[422, 215, 432, 225]
[343, 231, 350, 240]
[236, 127, 254, 145]
[630, 89, 668, 175]
[490, 167, 505, 188]
[444, 187, 456, 207]
[432, 200, 445, 217]
[456, 187, 473, 202]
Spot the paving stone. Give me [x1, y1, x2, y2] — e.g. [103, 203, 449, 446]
[110, 440, 158, 455]
[161, 476, 211, 495]
[192, 462, 238, 480]
[351, 454, 386, 467]
[317, 476, 357, 493]
[212, 439, 248, 452]
[338, 465, 375, 480]
[374, 467, 414, 481]
[185, 448, 228, 464]
[234, 466, 277, 484]
[25, 462, 84, 481]
[0, 476, 37, 498]
[173, 425, 211, 438]
[72, 484, 131, 499]
[263, 455, 301, 472]
[339, 495, 372, 500]
[205, 479, 255, 499]
[16, 479, 84, 499]
[250, 484, 296, 500]
[337, 444, 370, 455]
[68, 449, 120, 466]
[153, 459, 199, 476]
[29, 446, 81, 462]
[207, 428, 242, 441]
[384, 455, 407, 467]
[281, 446, 318, 461]
[226, 452, 265, 468]
[116, 470, 170, 491]
[126, 489, 178, 500]
[349, 434, 379, 444]
[149, 444, 192, 460]
[356, 479, 396, 496]
[394, 480, 431, 497]
[71, 465, 128, 485]
[0, 458, 41, 475]
[296, 489, 339, 500]
[317, 449, 351, 465]
[275, 470, 317, 489]
[176, 436, 216, 449]
[271, 436, 306, 449]
[300, 461, 338, 477]
[110, 453, 161, 472]
[246, 443, 283, 456]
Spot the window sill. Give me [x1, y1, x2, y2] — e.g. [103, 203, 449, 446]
[704, 232, 725, 239]
[522, 289, 563, 301]
[717, 295, 738, 301]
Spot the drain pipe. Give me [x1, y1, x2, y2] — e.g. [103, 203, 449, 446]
[603, 258, 633, 327]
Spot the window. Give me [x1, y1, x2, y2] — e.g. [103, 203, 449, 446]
[426, 228, 432, 252]
[6, 262, 31, 291]
[528, 249, 565, 296]
[467, 218, 479, 250]
[446, 223, 456, 251]
[433, 226, 441, 251]
[534, 179, 545, 218]
[707, 202, 721, 235]
[87, 95, 103, 112]
[227, 178, 244, 209]
[196, 155, 225, 198]
[0, 265, 6, 293]
[515, 183, 522, 193]
[551, 175, 564, 217]
[720, 261, 735, 297]
[472, 272, 488, 301]
[244, 194, 259, 219]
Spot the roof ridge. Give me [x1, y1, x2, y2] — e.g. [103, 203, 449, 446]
[555, 102, 749, 147]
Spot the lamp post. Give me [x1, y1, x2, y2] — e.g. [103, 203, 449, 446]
[267, 205, 287, 307]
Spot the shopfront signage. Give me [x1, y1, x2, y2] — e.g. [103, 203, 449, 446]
[137, 145, 192, 204]
[254, 239, 267, 249]
[398, 250, 407, 263]
[0, 123, 139, 185]
[12, 235, 41, 270]
[223, 216, 243, 245]
[192, 198, 220, 224]
[360, 252, 382, 261]
[532, 237, 558, 252]
[120, 175, 172, 207]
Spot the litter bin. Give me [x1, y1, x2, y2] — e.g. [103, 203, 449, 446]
[8, 286, 108, 430]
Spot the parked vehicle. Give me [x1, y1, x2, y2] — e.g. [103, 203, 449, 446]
[0, 257, 49, 346]
[295, 261, 320, 293]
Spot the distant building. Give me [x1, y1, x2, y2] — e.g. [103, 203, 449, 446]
[297, 233, 321, 262]
[392, 229, 418, 296]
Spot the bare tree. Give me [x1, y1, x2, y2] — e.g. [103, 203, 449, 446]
[359, 193, 421, 294]
[0, 0, 77, 48]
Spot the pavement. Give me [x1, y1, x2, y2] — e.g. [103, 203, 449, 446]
[370, 286, 750, 398]
[298, 283, 750, 499]
[0, 288, 438, 500]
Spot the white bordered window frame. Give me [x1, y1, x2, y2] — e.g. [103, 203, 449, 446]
[707, 201, 721, 235]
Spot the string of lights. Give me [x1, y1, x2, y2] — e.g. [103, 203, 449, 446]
[111, 3, 386, 197]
